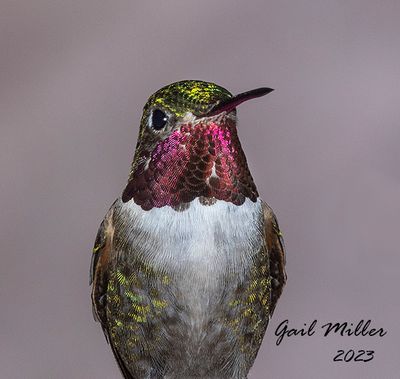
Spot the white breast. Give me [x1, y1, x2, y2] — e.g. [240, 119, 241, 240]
[118, 198, 264, 281]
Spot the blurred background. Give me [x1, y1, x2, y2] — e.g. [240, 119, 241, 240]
[1, 1, 399, 378]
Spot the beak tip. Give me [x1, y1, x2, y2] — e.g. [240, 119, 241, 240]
[259, 87, 275, 96]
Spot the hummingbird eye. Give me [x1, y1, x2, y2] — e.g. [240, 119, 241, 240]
[150, 109, 168, 130]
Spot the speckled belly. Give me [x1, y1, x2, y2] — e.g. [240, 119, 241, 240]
[106, 198, 269, 377]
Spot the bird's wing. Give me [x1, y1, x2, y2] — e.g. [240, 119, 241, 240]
[90, 205, 114, 327]
[90, 201, 135, 379]
[262, 201, 287, 316]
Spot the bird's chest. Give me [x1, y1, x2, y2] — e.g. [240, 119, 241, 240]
[116, 198, 263, 282]
[110, 198, 265, 375]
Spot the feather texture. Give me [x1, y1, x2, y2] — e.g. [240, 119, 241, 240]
[91, 198, 286, 378]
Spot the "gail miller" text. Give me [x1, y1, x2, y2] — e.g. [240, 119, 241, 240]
[274, 319, 387, 346]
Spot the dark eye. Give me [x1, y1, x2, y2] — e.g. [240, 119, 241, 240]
[150, 109, 168, 130]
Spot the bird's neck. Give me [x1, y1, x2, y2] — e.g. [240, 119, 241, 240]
[122, 118, 258, 210]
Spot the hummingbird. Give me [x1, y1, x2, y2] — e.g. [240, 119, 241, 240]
[90, 80, 286, 379]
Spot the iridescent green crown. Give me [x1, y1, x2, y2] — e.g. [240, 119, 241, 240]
[143, 80, 232, 118]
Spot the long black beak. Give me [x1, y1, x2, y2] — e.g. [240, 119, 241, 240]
[204, 87, 274, 117]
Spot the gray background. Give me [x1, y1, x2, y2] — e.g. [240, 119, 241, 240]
[1, 1, 399, 378]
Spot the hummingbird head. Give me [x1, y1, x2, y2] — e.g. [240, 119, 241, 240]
[122, 80, 273, 210]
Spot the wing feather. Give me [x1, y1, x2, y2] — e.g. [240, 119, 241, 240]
[90, 203, 135, 379]
[90, 206, 114, 328]
[262, 201, 287, 315]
